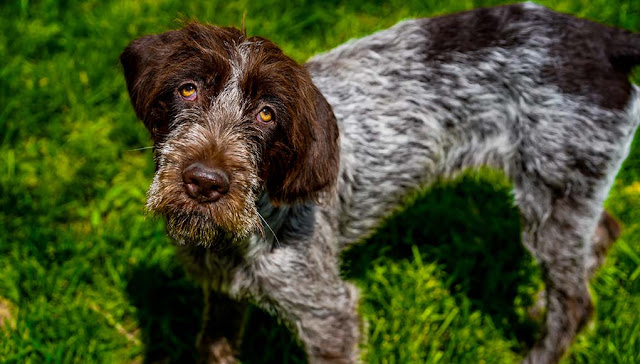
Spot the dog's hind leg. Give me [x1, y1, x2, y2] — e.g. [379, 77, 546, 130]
[528, 209, 621, 320]
[516, 180, 607, 364]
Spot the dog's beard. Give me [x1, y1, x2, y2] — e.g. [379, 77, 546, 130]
[163, 210, 256, 248]
[145, 175, 262, 248]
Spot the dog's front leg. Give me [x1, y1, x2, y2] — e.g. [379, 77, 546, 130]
[252, 247, 362, 364]
[197, 286, 248, 364]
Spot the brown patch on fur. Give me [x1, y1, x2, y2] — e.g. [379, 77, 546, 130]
[422, 5, 527, 57]
[542, 22, 637, 110]
[421, 4, 640, 110]
[534, 8, 640, 111]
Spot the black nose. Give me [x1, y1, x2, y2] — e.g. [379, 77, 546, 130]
[182, 162, 230, 202]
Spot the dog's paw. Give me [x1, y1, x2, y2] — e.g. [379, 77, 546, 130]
[527, 290, 546, 322]
[197, 337, 238, 364]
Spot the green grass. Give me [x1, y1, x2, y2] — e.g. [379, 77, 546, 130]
[1, 0, 639, 363]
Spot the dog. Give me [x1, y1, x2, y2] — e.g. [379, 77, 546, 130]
[120, 3, 640, 363]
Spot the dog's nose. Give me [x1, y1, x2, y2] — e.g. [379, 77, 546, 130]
[182, 163, 230, 202]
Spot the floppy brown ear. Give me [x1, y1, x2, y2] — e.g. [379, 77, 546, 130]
[120, 34, 165, 125]
[266, 66, 340, 205]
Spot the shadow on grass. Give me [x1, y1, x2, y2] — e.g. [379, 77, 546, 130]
[126, 173, 539, 363]
[126, 264, 203, 363]
[342, 173, 541, 350]
[126, 263, 306, 363]
[240, 308, 307, 364]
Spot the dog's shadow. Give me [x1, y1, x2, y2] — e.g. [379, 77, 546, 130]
[126, 265, 307, 363]
[343, 172, 540, 351]
[126, 263, 203, 363]
[126, 172, 539, 363]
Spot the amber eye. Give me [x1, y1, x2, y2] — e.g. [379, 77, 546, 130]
[178, 83, 197, 100]
[257, 107, 274, 123]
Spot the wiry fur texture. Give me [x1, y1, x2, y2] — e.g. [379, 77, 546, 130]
[121, 3, 640, 363]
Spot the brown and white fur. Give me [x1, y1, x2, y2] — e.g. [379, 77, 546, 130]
[121, 3, 640, 363]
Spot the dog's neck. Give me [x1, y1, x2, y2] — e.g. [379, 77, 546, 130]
[254, 192, 318, 248]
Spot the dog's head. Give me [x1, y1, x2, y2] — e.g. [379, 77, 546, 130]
[120, 23, 339, 245]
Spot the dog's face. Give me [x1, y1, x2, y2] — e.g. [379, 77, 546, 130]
[120, 23, 339, 245]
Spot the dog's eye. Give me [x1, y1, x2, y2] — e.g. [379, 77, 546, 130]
[256, 107, 274, 123]
[178, 83, 197, 100]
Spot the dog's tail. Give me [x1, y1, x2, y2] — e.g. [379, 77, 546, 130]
[609, 30, 640, 74]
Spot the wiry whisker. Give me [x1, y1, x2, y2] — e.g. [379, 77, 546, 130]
[127, 146, 154, 152]
[258, 212, 281, 248]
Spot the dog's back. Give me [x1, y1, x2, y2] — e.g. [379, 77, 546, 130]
[307, 3, 640, 246]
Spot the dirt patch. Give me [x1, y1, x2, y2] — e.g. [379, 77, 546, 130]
[0, 297, 16, 330]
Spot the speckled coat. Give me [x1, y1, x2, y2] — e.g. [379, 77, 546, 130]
[121, 3, 640, 364]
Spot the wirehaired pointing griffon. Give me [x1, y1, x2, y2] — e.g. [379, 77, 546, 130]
[121, 3, 640, 363]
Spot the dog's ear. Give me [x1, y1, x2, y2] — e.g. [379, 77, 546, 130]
[266, 65, 340, 205]
[120, 34, 165, 125]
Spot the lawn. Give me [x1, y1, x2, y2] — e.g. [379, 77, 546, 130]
[1, 0, 639, 363]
